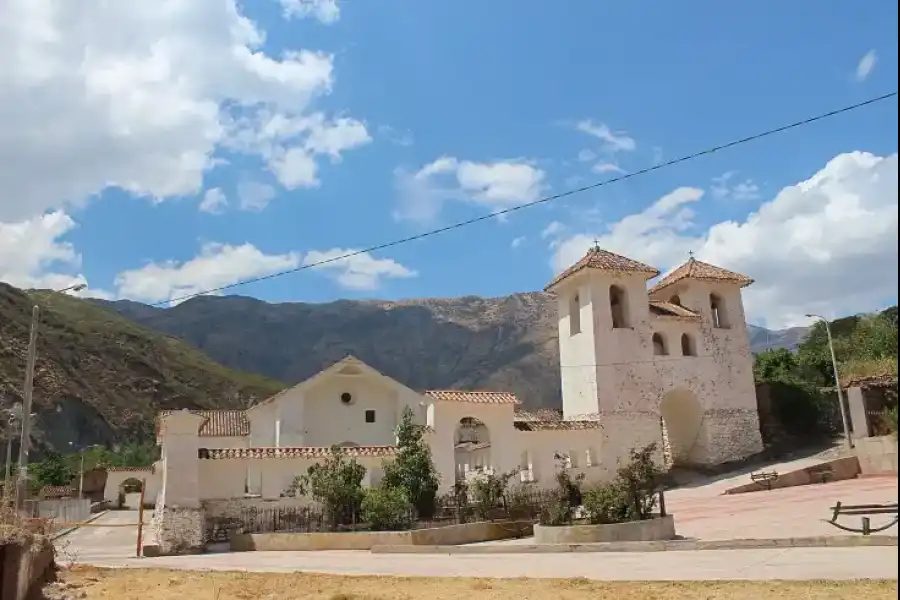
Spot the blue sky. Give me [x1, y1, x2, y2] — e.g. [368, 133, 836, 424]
[0, 1, 897, 328]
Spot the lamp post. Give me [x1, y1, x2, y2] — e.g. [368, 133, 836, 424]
[806, 313, 853, 451]
[15, 283, 87, 510]
[69, 442, 101, 499]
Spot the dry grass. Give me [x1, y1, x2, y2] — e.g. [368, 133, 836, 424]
[57, 566, 898, 600]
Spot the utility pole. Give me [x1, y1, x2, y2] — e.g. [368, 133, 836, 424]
[15, 283, 86, 510]
[15, 305, 40, 510]
[807, 314, 853, 452]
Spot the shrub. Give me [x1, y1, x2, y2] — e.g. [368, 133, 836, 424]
[288, 445, 366, 526]
[381, 407, 441, 518]
[362, 485, 413, 531]
[580, 443, 663, 526]
[470, 470, 516, 520]
[537, 453, 585, 526]
[883, 405, 898, 440]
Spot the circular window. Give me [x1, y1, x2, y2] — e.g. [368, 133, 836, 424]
[340, 392, 353, 405]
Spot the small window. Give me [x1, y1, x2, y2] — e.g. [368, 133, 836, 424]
[681, 333, 697, 356]
[568, 450, 579, 469]
[710, 294, 729, 329]
[652, 332, 668, 356]
[569, 293, 581, 336]
[340, 392, 353, 405]
[365, 410, 375, 423]
[584, 448, 594, 467]
[610, 285, 630, 328]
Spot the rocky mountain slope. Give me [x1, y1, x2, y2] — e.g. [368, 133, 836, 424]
[0, 284, 283, 454]
[97, 292, 807, 411]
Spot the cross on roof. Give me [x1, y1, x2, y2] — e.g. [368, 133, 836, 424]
[591, 238, 601, 251]
[688, 250, 695, 259]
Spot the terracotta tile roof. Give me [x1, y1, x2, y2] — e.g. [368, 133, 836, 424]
[648, 301, 701, 319]
[514, 408, 564, 422]
[514, 420, 603, 431]
[40, 485, 74, 499]
[107, 466, 155, 473]
[649, 257, 753, 294]
[198, 446, 398, 460]
[425, 390, 520, 404]
[158, 409, 250, 437]
[545, 246, 660, 291]
[513, 408, 602, 431]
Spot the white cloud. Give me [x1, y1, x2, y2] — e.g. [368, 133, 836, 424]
[541, 221, 565, 239]
[303, 248, 417, 291]
[0, 0, 365, 223]
[394, 157, 546, 223]
[114, 242, 301, 305]
[279, 0, 340, 24]
[199, 188, 228, 214]
[510, 236, 526, 249]
[237, 181, 277, 212]
[711, 171, 760, 201]
[592, 163, 626, 175]
[855, 49, 877, 82]
[229, 111, 372, 190]
[550, 152, 899, 328]
[575, 120, 636, 153]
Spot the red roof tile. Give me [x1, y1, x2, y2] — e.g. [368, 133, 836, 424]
[424, 390, 520, 405]
[198, 446, 398, 460]
[545, 246, 660, 291]
[649, 257, 753, 294]
[648, 300, 701, 319]
[157, 409, 250, 437]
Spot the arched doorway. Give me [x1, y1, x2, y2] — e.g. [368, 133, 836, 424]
[658, 389, 705, 468]
[454, 417, 491, 482]
[117, 477, 144, 509]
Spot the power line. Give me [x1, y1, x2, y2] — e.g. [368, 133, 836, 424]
[154, 91, 898, 307]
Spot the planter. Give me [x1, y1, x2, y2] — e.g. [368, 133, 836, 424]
[534, 514, 676, 544]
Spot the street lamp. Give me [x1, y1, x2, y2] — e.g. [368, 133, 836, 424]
[69, 441, 102, 499]
[15, 283, 87, 509]
[806, 313, 853, 451]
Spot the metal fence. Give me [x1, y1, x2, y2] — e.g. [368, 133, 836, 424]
[204, 486, 560, 543]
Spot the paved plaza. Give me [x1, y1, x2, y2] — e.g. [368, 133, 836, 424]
[58, 470, 899, 581]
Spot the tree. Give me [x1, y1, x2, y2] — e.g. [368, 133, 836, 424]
[753, 348, 799, 382]
[381, 407, 441, 518]
[288, 445, 366, 526]
[29, 451, 74, 487]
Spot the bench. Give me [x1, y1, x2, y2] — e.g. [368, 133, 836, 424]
[824, 502, 899, 536]
[750, 470, 778, 491]
[806, 464, 834, 484]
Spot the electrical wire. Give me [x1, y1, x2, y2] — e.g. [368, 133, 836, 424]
[153, 91, 898, 307]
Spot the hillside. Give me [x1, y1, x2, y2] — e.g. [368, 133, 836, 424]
[0, 283, 284, 454]
[96, 292, 804, 411]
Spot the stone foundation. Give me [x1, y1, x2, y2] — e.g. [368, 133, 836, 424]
[145, 506, 204, 556]
[703, 408, 764, 464]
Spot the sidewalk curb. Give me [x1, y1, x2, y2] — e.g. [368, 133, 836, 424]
[51, 510, 109, 541]
[370, 535, 899, 554]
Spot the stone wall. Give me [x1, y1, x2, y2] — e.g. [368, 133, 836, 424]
[855, 435, 898, 476]
[0, 537, 55, 600]
[144, 506, 204, 556]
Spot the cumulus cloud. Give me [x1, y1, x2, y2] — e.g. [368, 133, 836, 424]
[855, 49, 878, 82]
[279, 0, 341, 24]
[394, 156, 546, 223]
[550, 152, 899, 328]
[0, 0, 366, 223]
[0, 212, 88, 291]
[711, 171, 761, 201]
[237, 181, 278, 212]
[199, 188, 228, 214]
[576, 121, 636, 153]
[113, 242, 302, 305]
[302, 248, 418, 291]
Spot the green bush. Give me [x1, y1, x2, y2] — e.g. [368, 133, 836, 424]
[361, 485, 413, 531]
[470, 470, 516, 520]
[580, 443, 662, 526]
[537, 453, 585, 526]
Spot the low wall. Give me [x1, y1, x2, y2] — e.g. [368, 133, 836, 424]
[533, 515, 675, 544]
[230, 520, 533, 552]
[724, 456, 861, 495]
[0, 539, 55, 600]
[855, 435, 898, 476]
